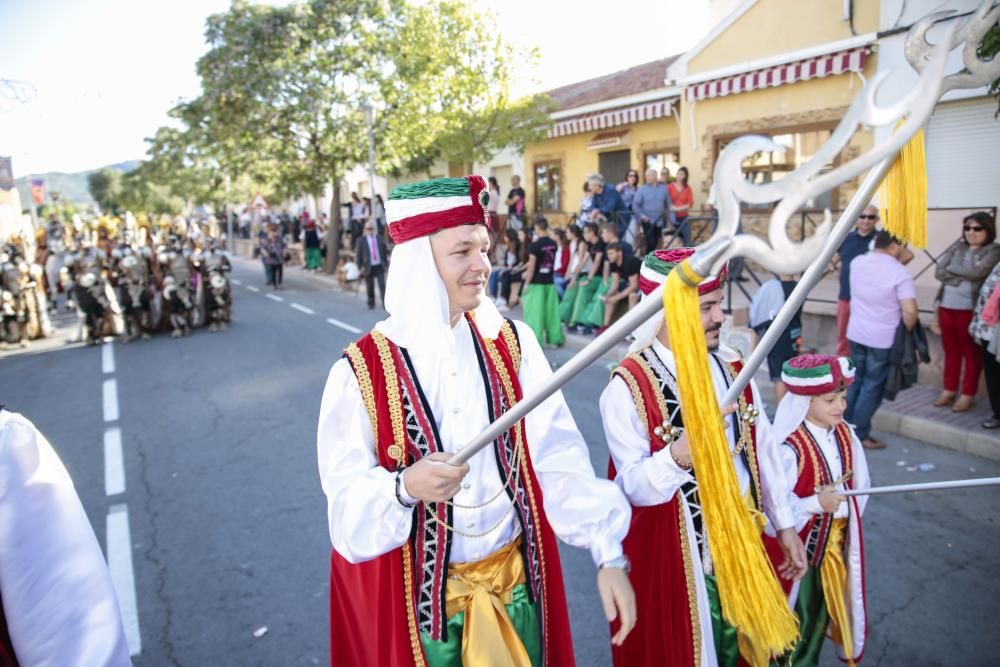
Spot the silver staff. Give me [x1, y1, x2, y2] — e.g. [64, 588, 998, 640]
[840, 476, 1000, 498]
[447, 239, 732, 466]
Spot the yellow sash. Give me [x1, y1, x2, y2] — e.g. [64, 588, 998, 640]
[444, 538, 530, 667]
[821, 518, 855, 666]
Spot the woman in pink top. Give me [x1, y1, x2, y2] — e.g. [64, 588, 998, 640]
[667, 166, 694, 245]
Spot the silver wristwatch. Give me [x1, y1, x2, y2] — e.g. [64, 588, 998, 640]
[599, 554, 632, 575]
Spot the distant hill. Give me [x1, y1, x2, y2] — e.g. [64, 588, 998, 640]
[14, 160, 141, 207]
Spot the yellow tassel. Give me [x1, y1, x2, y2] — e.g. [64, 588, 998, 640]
[878, 126, 927, 249]
[665, 263, 799, 662]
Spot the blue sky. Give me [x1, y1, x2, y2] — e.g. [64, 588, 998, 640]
[0, 0, 709, 176]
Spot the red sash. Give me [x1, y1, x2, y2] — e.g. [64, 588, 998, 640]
[329, 316, 573, 666]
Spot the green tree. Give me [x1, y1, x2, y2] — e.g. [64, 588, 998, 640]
[87, 168, 123, 214]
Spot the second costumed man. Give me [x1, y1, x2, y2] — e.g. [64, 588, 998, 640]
[599, 248, 808, 666]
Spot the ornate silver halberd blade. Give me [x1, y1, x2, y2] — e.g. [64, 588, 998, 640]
[905, 0, 1000, 94]
[702, 25, 953, 276]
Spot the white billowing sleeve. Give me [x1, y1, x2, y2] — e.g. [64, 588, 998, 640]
[317, 359, 414, 564]
[750, 382, 796, 532]
[778, 444, 824, 529]
[600, 375, 694, 506]
[850, 430, 871, 516]
[515, 321, 631, 566]
[0, 411, 131, 667]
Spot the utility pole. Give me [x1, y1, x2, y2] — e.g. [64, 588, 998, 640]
[362, 99, 377, 213]
[224, 173, 233, 252]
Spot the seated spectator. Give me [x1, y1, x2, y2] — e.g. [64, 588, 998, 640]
[499, 227, 531, 310]
[600, 222, 633, 257]
[490, 229, 519, 304]
[564, 223, 605, 333]
[595, 242, 641, 334]
[559, 225, 591, 321]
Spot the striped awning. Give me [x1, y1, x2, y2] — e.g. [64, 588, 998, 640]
[549, 99, 675, 138]
[684, 46, 873, 102]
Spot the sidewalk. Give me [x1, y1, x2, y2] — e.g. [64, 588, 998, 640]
[259, 257, 1000, 463]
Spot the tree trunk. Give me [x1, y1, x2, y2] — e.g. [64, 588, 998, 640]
[325, 178, 342, 274]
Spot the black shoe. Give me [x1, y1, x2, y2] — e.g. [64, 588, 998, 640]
[982, 418, 1000, 429]
[367, 303, 375, 310]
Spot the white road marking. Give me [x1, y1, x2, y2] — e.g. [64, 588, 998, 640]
[266, 293, 284, 302]
[246, 285, 260, 293]
[104, 427, 126, 496]
[103, 379, 119, 422]
[231, 278, 242, 285]
[326, 317, 362, 334]
[291, 302, 314, 315]
[102, 343, 115, 374]
[107, 504, 142, 656]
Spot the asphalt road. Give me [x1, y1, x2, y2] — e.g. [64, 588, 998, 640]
[1, 256, 998, 666]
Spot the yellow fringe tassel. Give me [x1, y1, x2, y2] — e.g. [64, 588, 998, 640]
[665, 263, 799, 664]
[878, 126, 927, 249]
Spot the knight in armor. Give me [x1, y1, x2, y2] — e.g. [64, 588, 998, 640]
[193, 238, 232, 332]
[43, 214, 68, 312]
[0, 407, 131, 666]
[65, 238, 111, 345]
[157, 235, 195, 338]
[763, 354, 870, 667]
[598, 248, 807, 667]
[111, 243, 153, 342]
[0, 243, 30, 348]
[317, 175, 636, 666]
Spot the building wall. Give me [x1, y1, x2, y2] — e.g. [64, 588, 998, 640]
[522, 115, 680, 224]
[677, 59, 877, 225]
[688, 0, 879, 73]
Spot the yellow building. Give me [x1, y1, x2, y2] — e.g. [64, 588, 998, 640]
[522, 57, 682, 225]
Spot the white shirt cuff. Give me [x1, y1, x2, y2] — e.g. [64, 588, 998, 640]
[397, 469, 419, 506]
[590, 535, 624, 567]
[647, 446, 694, 493]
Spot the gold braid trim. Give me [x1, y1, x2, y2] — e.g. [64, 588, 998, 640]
[344, 343, 379, 443]
[499, 320, 522, 373]
[371, 331, 407, 467]
[401, 542, 426, 666]
[482, 334, 550, 665]
[612, 368, 649, 435]
[726, 361, 763, 512]
[630, 352, 670, 425]
[676, 499, 702, 667]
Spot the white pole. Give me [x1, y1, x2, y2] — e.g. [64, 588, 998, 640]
[840, 476, 1000, 497]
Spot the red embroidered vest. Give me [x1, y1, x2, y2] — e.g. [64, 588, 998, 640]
[328, 315, 573, 667]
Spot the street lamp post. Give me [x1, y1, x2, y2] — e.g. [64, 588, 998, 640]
[224, 173, 233, 253]
[362, 99, 377, 217]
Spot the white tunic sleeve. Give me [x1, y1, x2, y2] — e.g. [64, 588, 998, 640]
[514, 321, 631, 566]
[317, 359, 415, 564]
[600, 375, 694, 507]
[0, 411, 131, 667]
[750, 384, 796, 532]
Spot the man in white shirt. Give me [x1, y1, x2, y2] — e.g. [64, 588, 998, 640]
[599, 248, 806, 667]
[318, 175, 635, 666]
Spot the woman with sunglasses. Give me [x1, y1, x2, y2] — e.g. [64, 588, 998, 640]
[934, 211, 1000, 412]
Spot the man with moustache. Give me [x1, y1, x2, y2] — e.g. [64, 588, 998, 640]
[599, 248, 807, 666]
[318, 175, 635, 666]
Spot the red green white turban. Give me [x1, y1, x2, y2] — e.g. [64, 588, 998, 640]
[638, 248, 728, 296]
[385, 175, 491, 244]
[781, 354, 856, 395]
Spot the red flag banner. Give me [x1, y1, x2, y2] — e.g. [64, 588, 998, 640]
[30, 179, 45, 205]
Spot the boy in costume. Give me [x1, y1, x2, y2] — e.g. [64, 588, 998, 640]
[318, 175, 635, 666]
[765, 354, 870, 666]
[599, 248, 807, 667]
